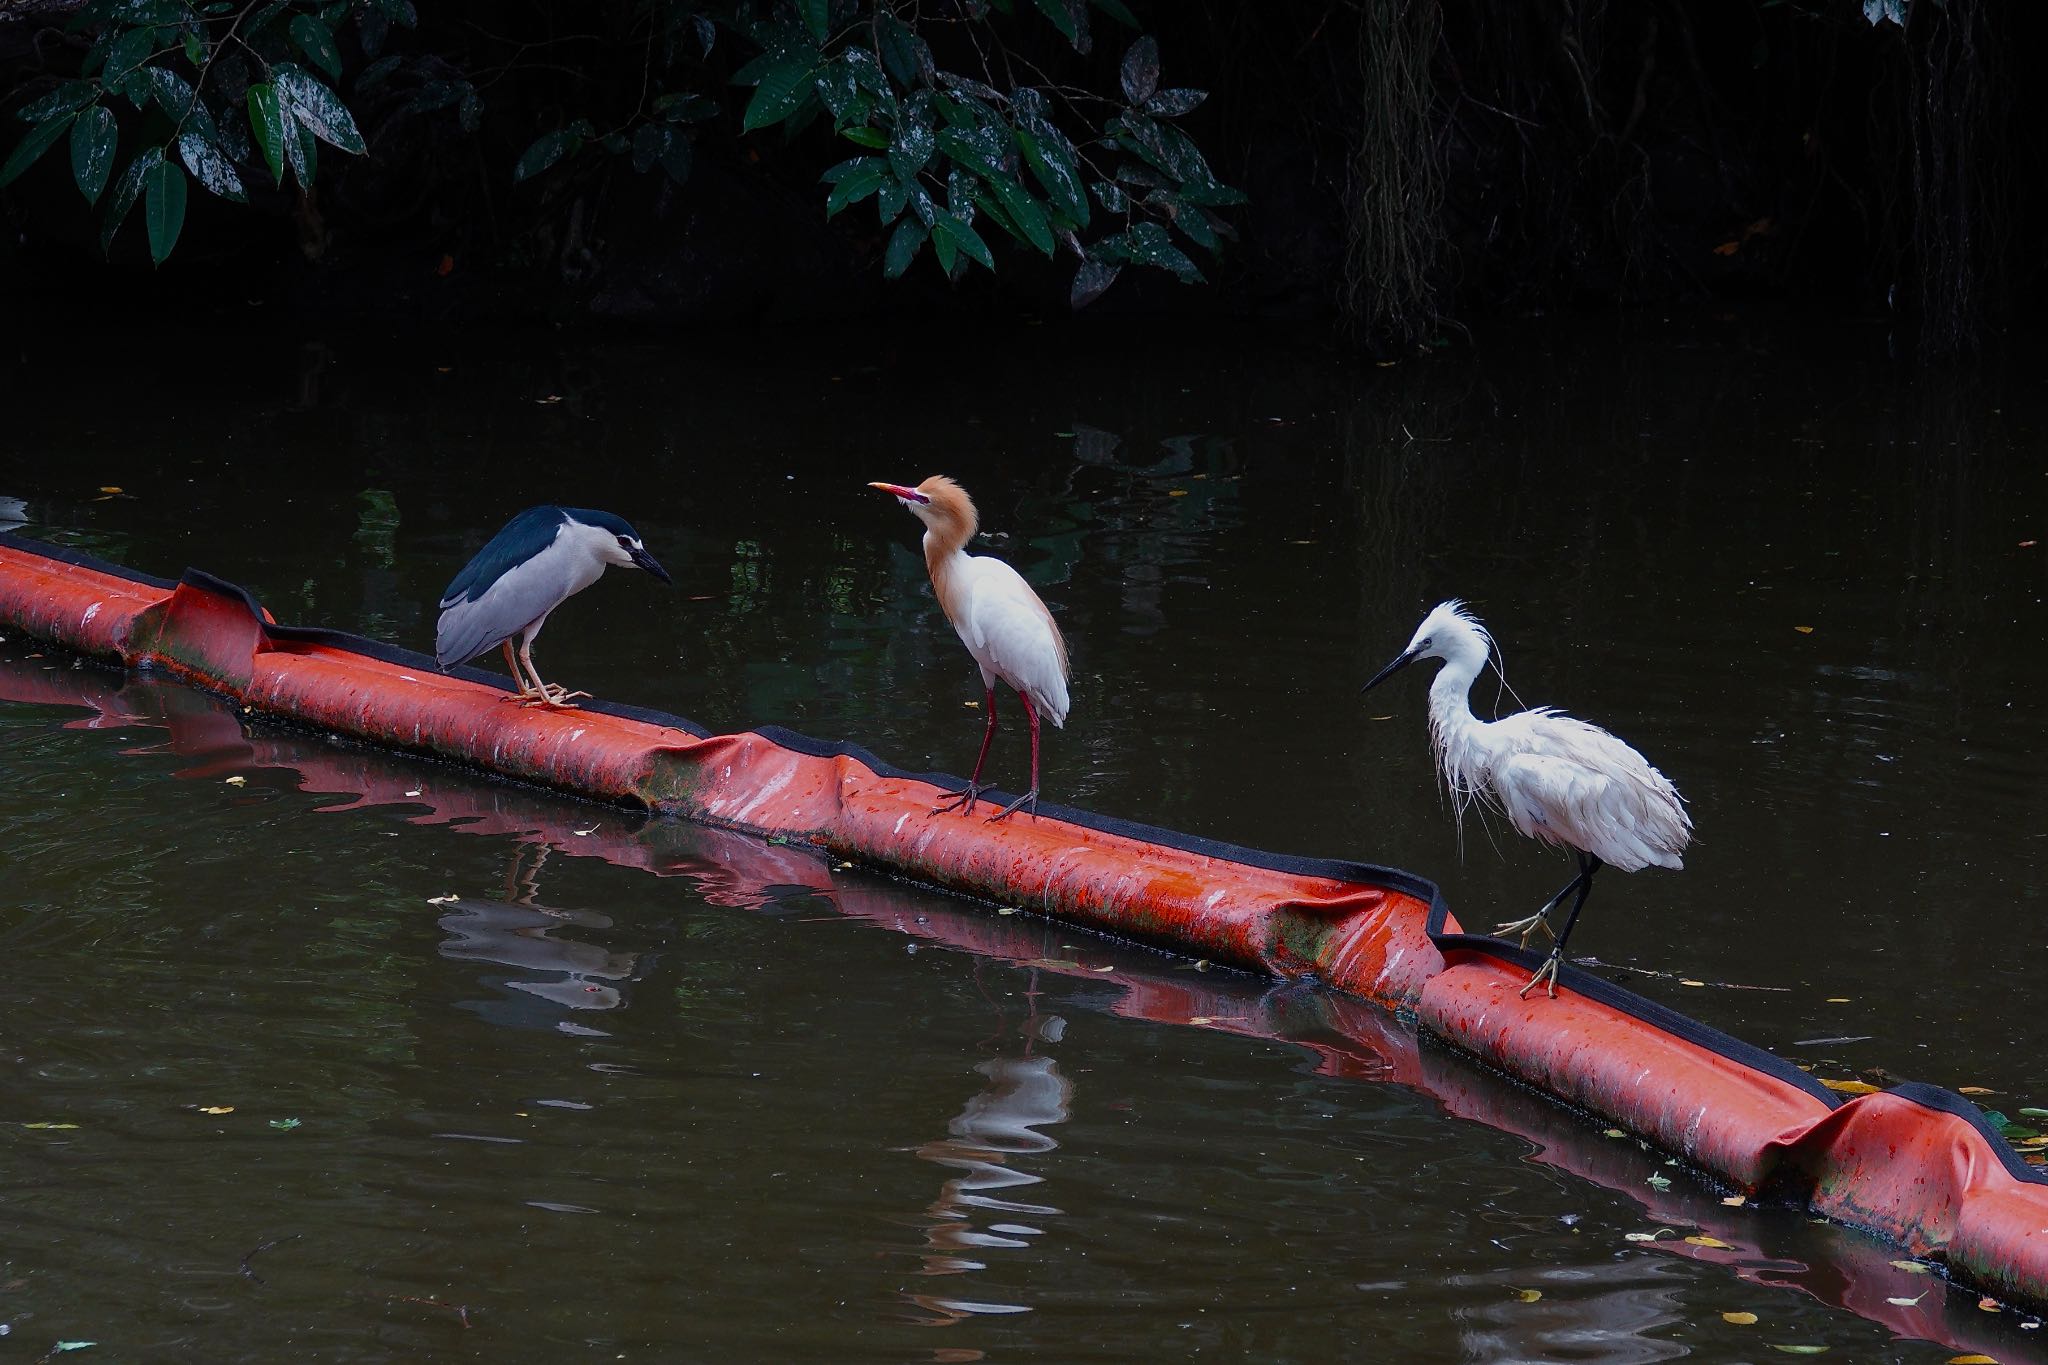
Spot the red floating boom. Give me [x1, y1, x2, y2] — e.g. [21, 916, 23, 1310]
[2, 532, 2044, 1314]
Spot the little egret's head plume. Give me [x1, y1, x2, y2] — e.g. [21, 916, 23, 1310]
[870, 476, 1068, 823]
[1365, 600, 1691, 998]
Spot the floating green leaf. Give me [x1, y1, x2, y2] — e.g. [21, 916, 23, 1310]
[144, 155, 187, 264]
[270, 1117, 301, 1130]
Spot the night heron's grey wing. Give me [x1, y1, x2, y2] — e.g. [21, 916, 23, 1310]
[434, 511, 569, 667]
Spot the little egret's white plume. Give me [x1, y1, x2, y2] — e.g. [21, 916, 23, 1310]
[1362, 601, 1691, 998]
[871, 476, 1070, 822]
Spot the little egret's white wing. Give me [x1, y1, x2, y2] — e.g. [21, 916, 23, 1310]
[954, 555, 1070, 725]
[1491, 714, 1691, 872]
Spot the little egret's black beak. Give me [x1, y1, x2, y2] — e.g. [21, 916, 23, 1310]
[631, 547, 673, 585]
[1361, 647, 1420, 693]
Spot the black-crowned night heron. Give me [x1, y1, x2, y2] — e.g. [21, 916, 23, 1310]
[435, 505, 671, 708]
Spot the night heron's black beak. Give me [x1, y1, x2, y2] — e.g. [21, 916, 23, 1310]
[632, 547, 673, 585]
[1361, 647, 1420, 693]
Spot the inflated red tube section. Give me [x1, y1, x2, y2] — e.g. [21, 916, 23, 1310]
[3, 531, 2046, 1315]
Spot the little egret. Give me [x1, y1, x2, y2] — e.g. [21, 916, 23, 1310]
[1362, 601, 1691, 998]
[435, 505, 671, 708]
[870, 476, 1070, 821]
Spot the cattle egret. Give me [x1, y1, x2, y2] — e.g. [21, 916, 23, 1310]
[436, 505, 671, 708]
[871, 476, 1070, 821]
[1363, 601, 1691, 997]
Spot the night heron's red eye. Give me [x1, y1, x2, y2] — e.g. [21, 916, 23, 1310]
[616, 535, 632, 549]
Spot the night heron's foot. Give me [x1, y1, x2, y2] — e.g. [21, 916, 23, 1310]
[931, 782, 985, 816]
[519, 682, 589, 709]
[985, 788, 1039, 823]
[1518, 951, 1564, 1000]
[1492, 910, 1556, 950]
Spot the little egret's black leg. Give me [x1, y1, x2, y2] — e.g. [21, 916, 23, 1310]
[1521, 855, 1604, 999]
[1494, 854, 1596, 948]
[987, 695, 1042, 823]
[934, 686, 1000, 815]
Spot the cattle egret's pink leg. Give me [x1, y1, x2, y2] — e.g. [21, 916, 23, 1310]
[987, 695, 1042, 823]
[934, 686, 999, 815]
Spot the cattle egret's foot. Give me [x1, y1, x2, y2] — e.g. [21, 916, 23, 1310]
[1493, 910, 1557, 949]
[1519, 952, 1564, 1000]
[932, 782, 987, 816]
[986, 788, 1039, 823]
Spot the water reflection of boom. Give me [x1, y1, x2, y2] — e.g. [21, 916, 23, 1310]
[904, 1004, 1073, 1327]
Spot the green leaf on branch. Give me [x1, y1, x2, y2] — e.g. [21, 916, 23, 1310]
[99, 144, 159, 253]
[289, 14, 343, 80]
[798, 0, 831, 44]
[178, 132, 246, 201]
[284, 115, 316, 187]
[889, 119, 935, 183]
[1015, 126, 1087, 228]
[102, 26, 155, 86]
[246, 83, 287, 184]
[514, 125, 584, 182]
[273, 63, 366, 154]
[1109, 221, 1204, 282]
[874, 13, 933, 87]
[69, 105, 116, 204]
[1146, 88, 1206, 117]
[1030, 0, 1089, 52]
[16, 82, 98, 124]
[1091, 0, 1138, 24]
[824, 156, 888, 216]
[1121, 35, 1159, 105]
[743, 53, 818, 131]
[144, 155, 186, 264]
[0, 113, 75, 189]
[1071, 258, 1119, 308]
[884, 217, 926, 278]
[840, 126, 888, 149]
[981, 175, 1054, 254]
[932, 210, 994, 270]
[630, 122, 668, 174]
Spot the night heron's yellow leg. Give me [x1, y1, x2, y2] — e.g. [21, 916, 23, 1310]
[517, 639, 589, 709]
[499, 641, 545, 700]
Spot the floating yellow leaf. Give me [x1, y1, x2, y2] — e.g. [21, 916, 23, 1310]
[1889, 1259, 1932, 1274]
[223, 775, 248, 787]
[1820, 1078, 1882, 1095]
[1723, 1311, 1759, 1325]
[1093, 965, 1116, 973]
[1167, 488, 1189, 497]
[1948, 1356, 1998, 1363]
[1625, 1231, 1669, 1242]
[1825, 997, 1851, 1003]
[1686, 1235, 1734, 1249]
[1603, 1128, 1627, 1138]
[1958, 1086, 1998, 1095]
[22, 1122, 78, 1130]
[1793, 625, 1815, 634]
[1721, 1195, 1748, 1207]
[1770, 1348, 1829, 1356]
[1978, 1297, 2001, 1312]
[1680, 979, 1706, 987]
[1513, 1288, 1542, 1302]
[198, 1105, 234, 1115]
[99, 485, 123, 494]
[1887, 1294, 1926, 1306]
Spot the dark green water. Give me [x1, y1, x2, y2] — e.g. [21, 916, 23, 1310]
[1, 313, 2043, 1361]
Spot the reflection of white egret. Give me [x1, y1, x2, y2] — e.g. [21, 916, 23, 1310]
[1364, 601, 1691, 998]
[904, 1015, 1075, 1328]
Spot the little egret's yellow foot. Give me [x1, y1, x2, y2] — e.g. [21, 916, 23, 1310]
[1493, 909, 1557, 949]
[1519, 951, 1565, 1000]
[932, 782, 987, 817]
[986, 788, 1039, 823]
